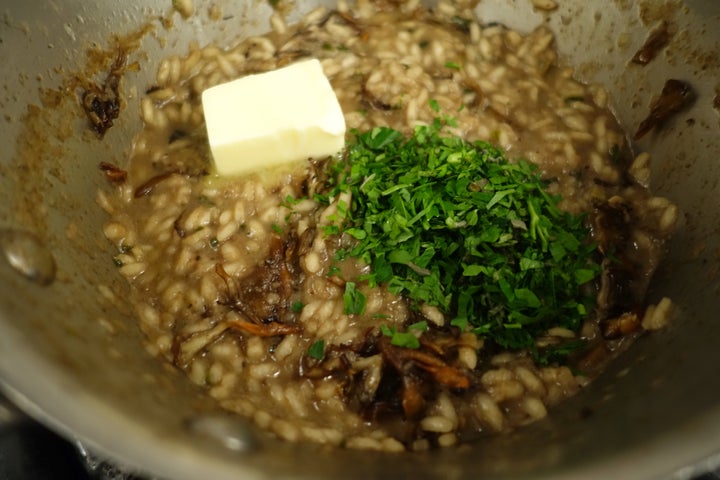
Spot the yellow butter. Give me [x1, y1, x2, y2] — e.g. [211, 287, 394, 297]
[201, 59, 346, 177]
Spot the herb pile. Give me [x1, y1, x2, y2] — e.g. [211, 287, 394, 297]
[322, 115, 599, 351]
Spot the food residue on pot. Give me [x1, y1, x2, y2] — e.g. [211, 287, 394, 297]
[631, 21, 672, 65]
[99, 162, 128, 185]
[634, 79, 696, 140]
[81, 51, 133, 138]
[638, 0, 683, 27]
[531, 0, 559, 12]
[172, 0, 195, 19]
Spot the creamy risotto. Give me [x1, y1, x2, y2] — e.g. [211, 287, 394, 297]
[98, 0, 678, 451]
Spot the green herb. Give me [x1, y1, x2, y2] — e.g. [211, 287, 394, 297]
[321, 43, 348, 52]
[337, 199, 348, 219]
[444, 61, 462, 70]
[271, 223, 283, 234]
[281, 195, 303, 209]
[609, 144, 623, 165]
[198, 195, 215, 206]
[343, 282, 367, 315]
[322, 224, 340, 236]
[533, 339, 587, 365]
[323, 113, 599, 351]
[381, 324, 420, 349]
[291, 300, 304, 313]
[451, 15, 472, 34]
[307, 339, 325, 359]
[408, 320, 428, 332]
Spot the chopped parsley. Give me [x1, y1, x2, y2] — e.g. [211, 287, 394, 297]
[307, 339, 325, 359]
[381, 324, 421, 349]
[321, 42, 349, 52]
[291, 300, 305, 313]
[343, 282, 367, 315]
[324, 116, 599, 350]
[450, 15, 472, 34]
[609, 144, 623, 165]
[408, 320, 429, 332]
[281, 194, 303, 208]
[533, 339, 587, 366]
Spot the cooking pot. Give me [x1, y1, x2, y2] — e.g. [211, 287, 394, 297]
[1, 1, 719, 479]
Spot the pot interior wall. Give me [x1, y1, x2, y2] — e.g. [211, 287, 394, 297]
[0, 1, 719, 479]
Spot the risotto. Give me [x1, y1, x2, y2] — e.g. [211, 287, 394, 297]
[98, 0, 678, 451]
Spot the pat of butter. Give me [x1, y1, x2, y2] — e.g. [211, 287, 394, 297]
[201, 59, 346, 177]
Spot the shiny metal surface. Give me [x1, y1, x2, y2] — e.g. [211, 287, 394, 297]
[0, 1, 719, 479]
[0, 229, 57, 286]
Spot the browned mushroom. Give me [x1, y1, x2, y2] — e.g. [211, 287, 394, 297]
[401, 374, 426, 419]
[601, 311, 642, 340]
[631, 22, 671, 66]
[99, 161, 127, 184]
[379, 337, 471, 390]
[81, 50, 127, 137]
[227, 317, 302, 337]
[134, 171, 179, 198]
[634, 79, 695, 140]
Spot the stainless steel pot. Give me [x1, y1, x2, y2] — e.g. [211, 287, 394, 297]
[1, 1, 719, 479]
